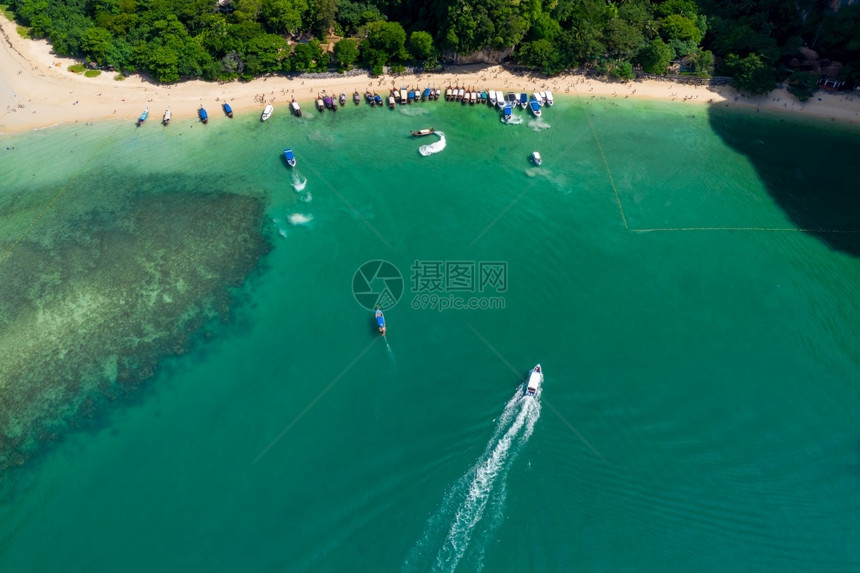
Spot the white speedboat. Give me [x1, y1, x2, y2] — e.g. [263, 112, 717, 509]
[489, 91, 497, 106]
[525, 364, 543, 396]
[545, 91, 554, 106]
[532, 92, 543, 105]
[261, 104, 274, 121]
[539, 91, 547, 104]
[162, 109, 171, 125]
[529, 99, 542, 117]
[531, 151, 542, 166]
[497, 92, 507, 109]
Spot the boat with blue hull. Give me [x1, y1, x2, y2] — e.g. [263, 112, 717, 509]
[375, 307, 386, 335]
[524, 364, 543, 396]
[502, 105, 513, 123]
[529, 99, 542, 117]
[222, 102, 233, 118]
[283, 148, 296, 167]
[135, 108, 148, 127]
[198, 107, 208, 124]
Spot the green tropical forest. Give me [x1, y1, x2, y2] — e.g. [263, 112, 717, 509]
[4, 0, 859, 97]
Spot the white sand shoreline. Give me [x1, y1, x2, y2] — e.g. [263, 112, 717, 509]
[2, 13, 860, 135]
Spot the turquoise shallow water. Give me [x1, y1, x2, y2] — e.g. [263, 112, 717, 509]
[1, 97, 860, 571]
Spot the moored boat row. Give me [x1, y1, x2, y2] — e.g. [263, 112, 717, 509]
[136, 86, 553, 127]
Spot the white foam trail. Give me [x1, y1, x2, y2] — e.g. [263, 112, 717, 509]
[419, 131, 446, 157]
[399, 106, 429, 116]
[404, 386, 541, 572]
[288, 213, 313, 226]
[291, 171, 307, 192]
[528, 118, 551, 131]
[385, 337, 395, 365]
[502, 115, 524, 125]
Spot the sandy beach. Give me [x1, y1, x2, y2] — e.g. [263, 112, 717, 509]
[2, 13, 860, 134]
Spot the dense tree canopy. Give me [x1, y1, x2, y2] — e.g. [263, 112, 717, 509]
[5, 0, 858, 91]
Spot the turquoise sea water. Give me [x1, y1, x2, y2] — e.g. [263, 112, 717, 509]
[1, 97, 860, 571]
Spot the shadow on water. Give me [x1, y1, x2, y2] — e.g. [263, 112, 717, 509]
[707, 105, 860, 256]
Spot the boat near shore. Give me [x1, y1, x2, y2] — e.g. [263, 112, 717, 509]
[529, 99, 542, 117]
[161, 109, 170, 126]
[261, 104, 273, 121]
[135, 108, 148, 127]
[223, 102, 233, 118]
[411, 127, 435, 137]
[290, 100, 302, 117]
[198, 107, 208, 124]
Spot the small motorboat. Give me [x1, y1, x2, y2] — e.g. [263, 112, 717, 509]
[422, 87, 431, 101]
[480, 91, 487, 103]
[261, 104, 273, 121]
[502, 105, 513, 123]
[519, 93, 528, 109]
[489, 91, 497, 106]
[161, 109, 171, 126]
[529, 99, 542, 117]
[136, 108, 148, 127]
[374, 93, 383, 107]
[400, 88, 407, 103]
[353, 91, 361, 105]
[545, 91, 554, 106]
[388, 94, 396, 109]
[497, 92, 507, 109]
[366, 91, 375, 106]
[445, 87, 453, 101]
[283, 147, 296, 167]
[375, 306, 386, 335]
[524, 364, 543, 396]
[531, 151, 542, 166]
[538, 91, 548, 104]
[339, 93, 347, 107]
[223, 102, 233, 118]
[532, 92, 543, 105]
[407, 89, 415, 103]
[316, 97, 325, 112]
[411, 127, 435, 137]
[507, 92, 518, 105]
[290, 100, 302, 117]
[457, 87, 465, 100]
[198, 107, 208, 124]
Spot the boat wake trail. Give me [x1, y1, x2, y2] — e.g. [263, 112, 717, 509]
[291, 171, 307, 192]
[288, 213, 313, 226]
[384, 336, 395, 365]
[528, 118, 551, 131]
[419, 131, 446, 157]
[403, 387, 541, 572]
[290, 172, 312, 202]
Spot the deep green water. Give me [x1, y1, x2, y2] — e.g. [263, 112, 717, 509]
[1, 97, 859, 571]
